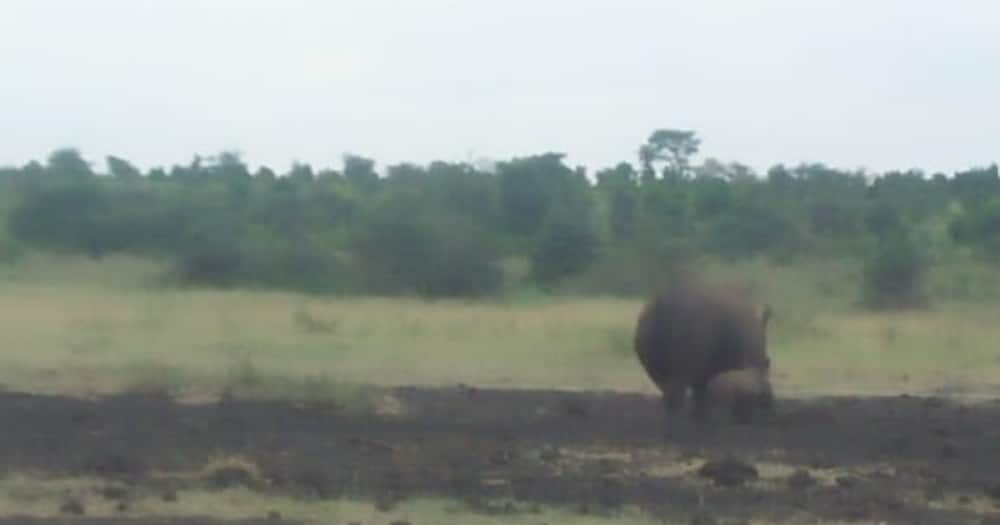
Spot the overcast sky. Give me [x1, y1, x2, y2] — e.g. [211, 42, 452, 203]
[1, 0, 997, 175]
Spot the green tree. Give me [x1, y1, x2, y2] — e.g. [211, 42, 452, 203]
[287, 162, 316, 183]
[425, 161, 499, 229]
[254, 166, 277, 182]
[47, 148, 93, 178]
[106, 156, 142, 180]
[703, 204, 799, 259]
[639, 129, 700, 180]
[9, 182, 110, 257]
[690, 174, 734, 220]
[355, 195, 501, 297]
[498, 153, 584, 238]
[148, 167, 168, 181]
[343, 154, 379, 195]
[794, 163, 867, 242]
[531, 201, 600, 285]
[211, 151, 251, 180]
[948, 197, 1000, 260]
[951, 164, 1000, 210]
[595, 162, 640, 241]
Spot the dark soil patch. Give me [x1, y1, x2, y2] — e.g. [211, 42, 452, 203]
[786, 469, 818, 490]
[161, 487, 179, 502]
[81, 453, 147, 479]
[58, 499, 85, 515]
[0, 388, 998, 524]
[689, 511, 719, 525]
[99, 484, 129, 501]
[203, 464, 260, 490]
[697, 457, 759, 487]
[291, 468, 339, 499]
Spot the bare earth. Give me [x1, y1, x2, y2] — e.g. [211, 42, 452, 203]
[1, 386, 999, 524]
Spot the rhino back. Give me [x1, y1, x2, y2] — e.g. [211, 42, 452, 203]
[634, 286, 731, 383]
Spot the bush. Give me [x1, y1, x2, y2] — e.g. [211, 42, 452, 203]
[8, 182, 187, 259]
[0, 234, 25, 264]
[8, 182, 110, 255]
[703, 205, 799, 259]
[559, 249, 681, 296]
[173, 240, 245, 287]
[865, 202, 902, 237]
[171, 228, 347, 293]
[415, 218, 502, 297]
[948, 198, 1000, 261]
[355, 206, 502, 297]
[861, 230, 929, 309]
[531, 206, 600, 285]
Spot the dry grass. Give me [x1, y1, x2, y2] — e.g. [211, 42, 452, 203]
[0, 473, 673, 524]
[0, 254, 998, 402]
[0, 472, 976, 525]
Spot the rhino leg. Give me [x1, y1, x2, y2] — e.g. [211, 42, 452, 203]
[757, 385, 777, 421]
[731, 396, 755, 424]
[690, 380, 711, 423]
[660, 382, 688, 416]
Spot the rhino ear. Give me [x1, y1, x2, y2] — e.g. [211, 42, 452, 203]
[761, 305, 773, 328]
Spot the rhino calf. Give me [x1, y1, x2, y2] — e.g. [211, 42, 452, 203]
[706, 366, 775, 424]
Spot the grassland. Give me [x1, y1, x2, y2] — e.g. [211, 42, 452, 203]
[0, 252, 998, 402]
[2, 253, 1000, 524]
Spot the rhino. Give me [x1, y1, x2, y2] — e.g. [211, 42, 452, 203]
[634, 282, 773, 422]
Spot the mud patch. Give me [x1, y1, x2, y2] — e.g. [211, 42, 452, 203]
[697, 457, 759, 487]
[0, 388, 997, 524]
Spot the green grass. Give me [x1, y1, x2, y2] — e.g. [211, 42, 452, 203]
[0, 252, 998, 400]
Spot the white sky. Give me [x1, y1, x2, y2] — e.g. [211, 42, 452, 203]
[1, 0, 997, 175]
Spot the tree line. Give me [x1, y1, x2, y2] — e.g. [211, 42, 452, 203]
[1, 129, 998, 307]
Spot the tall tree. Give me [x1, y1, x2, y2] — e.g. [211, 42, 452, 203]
[287, 162, 315, 183]
[498, 152, 586, 238]
[595, 162, 639, 241]
[106, 155, 142, 180]
[639, 129, 701, 180]
[343, 154, 379, 194]
[47, 148, 93, 178]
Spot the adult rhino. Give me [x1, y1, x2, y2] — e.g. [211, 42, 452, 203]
[634, 282, 774, 422]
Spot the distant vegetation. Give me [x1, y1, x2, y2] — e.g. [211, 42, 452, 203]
[1, 129, 997, 306]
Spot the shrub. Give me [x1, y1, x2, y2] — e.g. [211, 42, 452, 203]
[0, 234, 24, 264]
[355, 206, 502, 297]
[173, 240, 244, 287]
[861, 229, 929, 309]
[560, 244, 687, 296]
[531, 205, 600, 285]
[8, 182, 110, 255]
[948, 198, 1000, 261]
[703, 205, 799, 259]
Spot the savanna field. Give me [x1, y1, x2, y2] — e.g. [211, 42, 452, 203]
[1, 253, 999, 524]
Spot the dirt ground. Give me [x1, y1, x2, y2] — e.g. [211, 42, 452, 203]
[1, 386, 999, 524]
